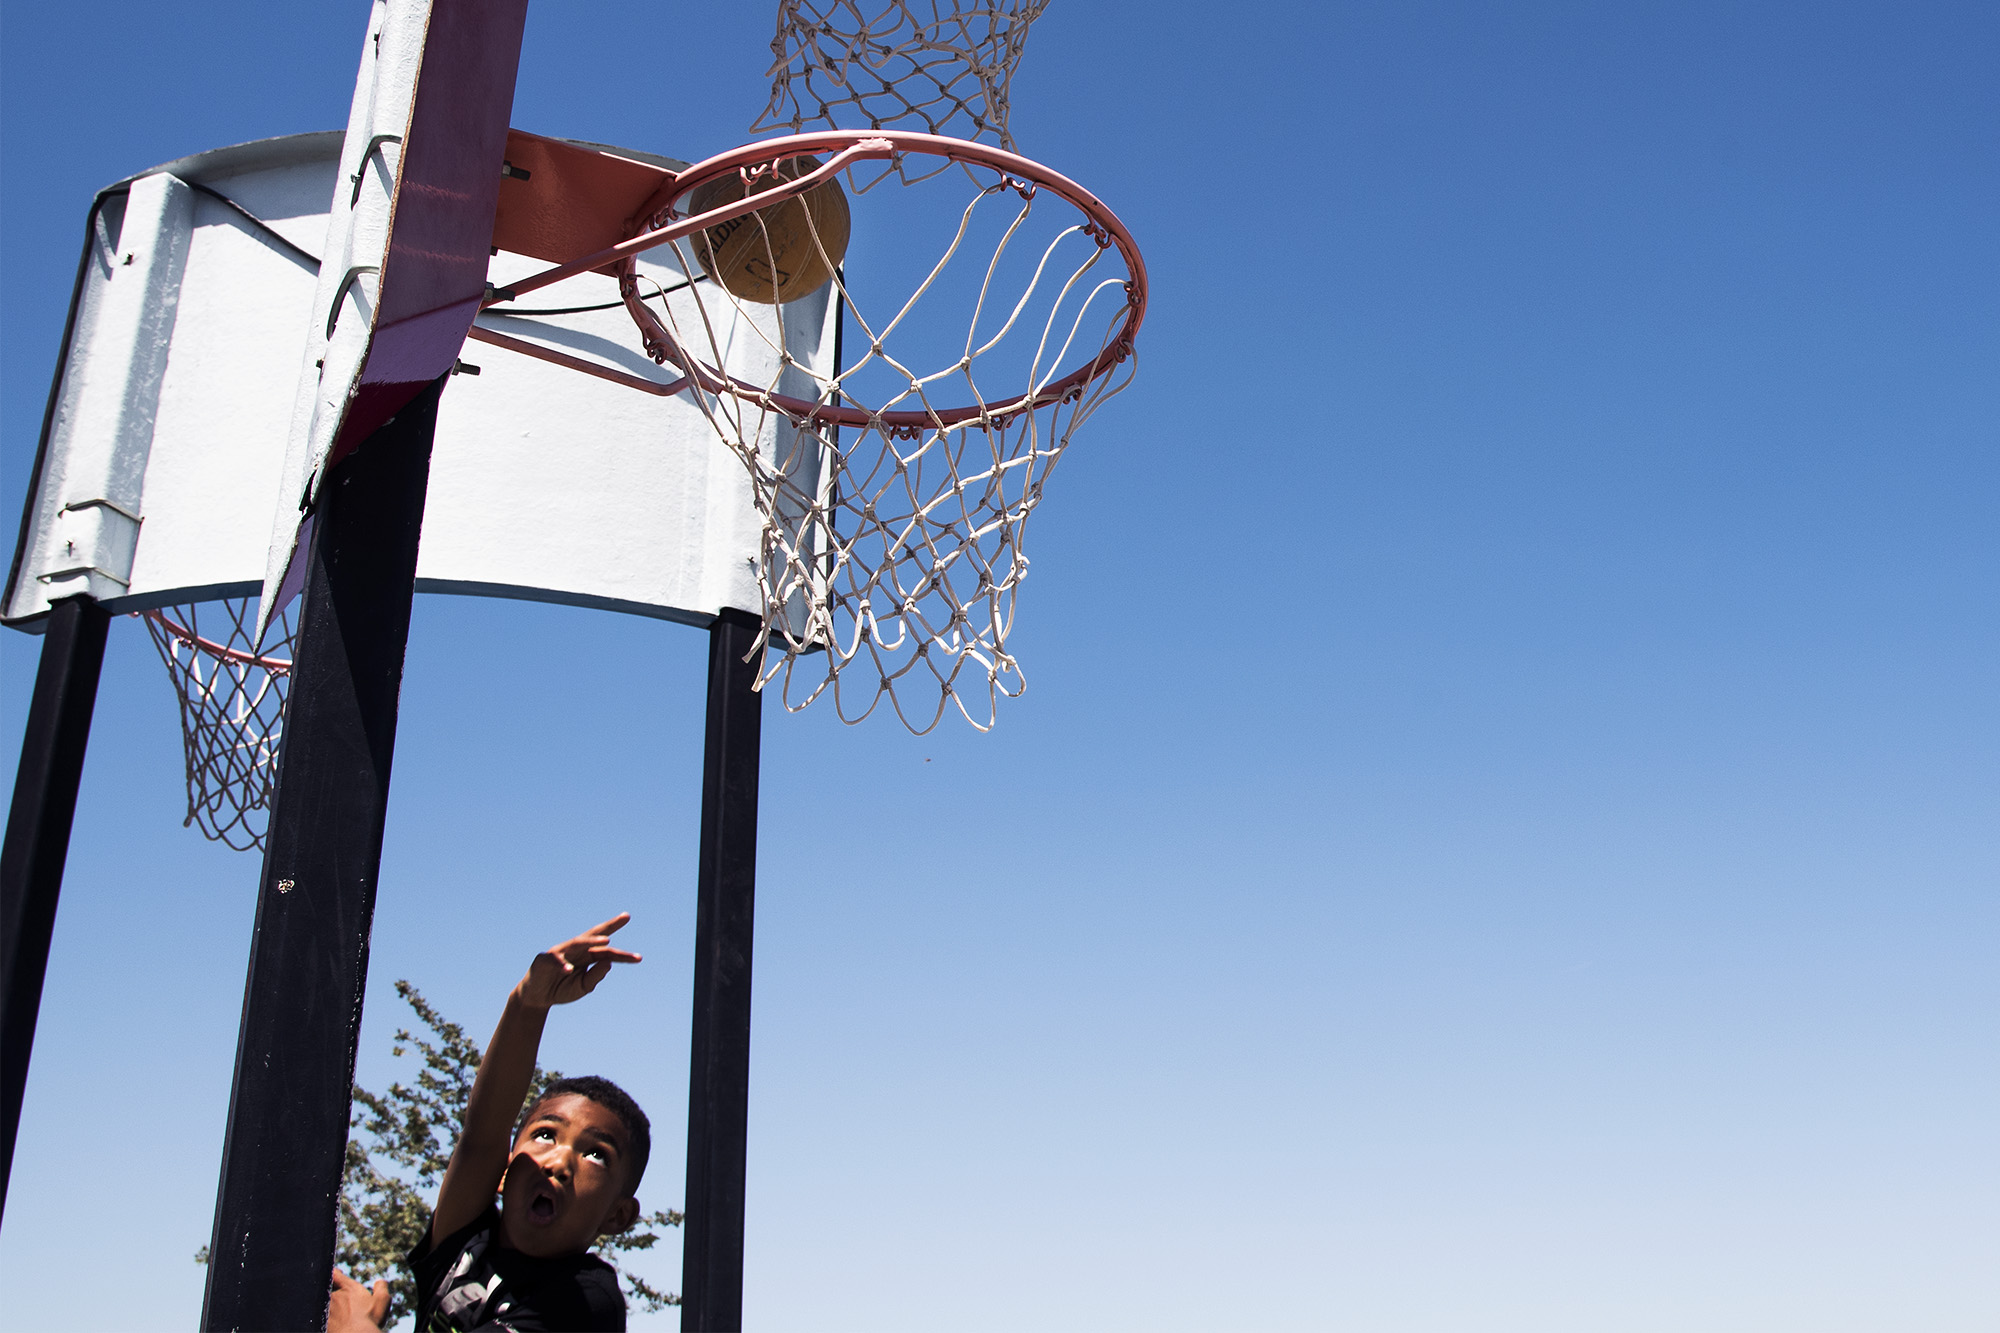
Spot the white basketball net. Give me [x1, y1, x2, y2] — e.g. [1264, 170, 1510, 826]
[751, 1, 1051, 151]
[626, 147, 1138, 732]
[141, 597, 295, 851]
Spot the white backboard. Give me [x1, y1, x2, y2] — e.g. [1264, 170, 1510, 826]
[4, 131, 837, 632]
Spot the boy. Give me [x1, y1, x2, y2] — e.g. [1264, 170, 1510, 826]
[331, 913, 646, 1332]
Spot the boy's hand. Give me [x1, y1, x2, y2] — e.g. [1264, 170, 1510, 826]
[516, 913, 642, 1009]
[327, 1268, 390, 1333]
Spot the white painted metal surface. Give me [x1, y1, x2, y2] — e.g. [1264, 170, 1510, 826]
[4, 132, 838, 631]
[15, 173, 193, 609]
[283, 0, 422, 523]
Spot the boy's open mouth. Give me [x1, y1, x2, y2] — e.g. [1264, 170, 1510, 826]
[529, 1188, 558, 1222]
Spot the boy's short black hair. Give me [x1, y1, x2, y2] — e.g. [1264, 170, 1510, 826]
[518, 1075, 651, 1192]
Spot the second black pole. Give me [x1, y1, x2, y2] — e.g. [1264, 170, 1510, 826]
[680, 607, 764, 1332]
[0, 594, 110, 1225]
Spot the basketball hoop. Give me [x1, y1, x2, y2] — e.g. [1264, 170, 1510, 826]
[473, 127, 1144, 732]
[648, 131, 1143, 731]
[140, 598, 296, 851]
[446, 0, 1143, 733]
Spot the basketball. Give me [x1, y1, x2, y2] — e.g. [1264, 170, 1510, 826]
[686, 155, 851, 305]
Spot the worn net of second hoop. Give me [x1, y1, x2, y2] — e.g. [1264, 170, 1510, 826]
[627, 152, 1136, 731]
[142, 597, 297, 852]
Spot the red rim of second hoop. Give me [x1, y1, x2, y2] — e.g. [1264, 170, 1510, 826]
[141, 609, 293, 673]
[624, 130, 1148, 433]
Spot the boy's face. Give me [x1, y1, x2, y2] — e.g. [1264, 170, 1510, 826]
[497, 1093, 640, 1257]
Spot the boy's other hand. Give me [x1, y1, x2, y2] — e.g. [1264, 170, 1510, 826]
[327, 1268, 390, 1333]
[518, 913, 643, 1008]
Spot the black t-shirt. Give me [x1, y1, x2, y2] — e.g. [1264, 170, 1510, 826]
[407, 1205, 626, 1331]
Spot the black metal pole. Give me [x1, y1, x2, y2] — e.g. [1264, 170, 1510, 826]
[0, 594, 110, 1225]
[201, 381, 441, 1332]
[681, 608, 764, 1332]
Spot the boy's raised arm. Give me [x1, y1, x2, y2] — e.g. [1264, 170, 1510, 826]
[429, 913, 641, 1246]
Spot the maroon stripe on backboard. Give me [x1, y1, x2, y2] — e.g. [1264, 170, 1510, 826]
[331, 0, 530, 467]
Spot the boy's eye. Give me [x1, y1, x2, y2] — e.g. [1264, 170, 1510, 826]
[532, 1128, 555, 1142]
[583, 1147, 608, 1163]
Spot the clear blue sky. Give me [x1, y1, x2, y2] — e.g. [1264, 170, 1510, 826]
[3, 3, 1995, 1328]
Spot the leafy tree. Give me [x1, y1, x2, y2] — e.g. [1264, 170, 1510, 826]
[200, 980, 680, 1328]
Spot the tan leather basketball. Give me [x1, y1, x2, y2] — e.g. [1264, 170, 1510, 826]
[686, 155, 851, 305]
